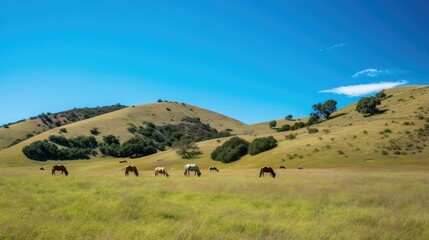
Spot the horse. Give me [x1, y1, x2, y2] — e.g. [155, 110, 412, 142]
[209, 166, 219, 172]
[52, 165, 68, 176]
[279, 166, 286, 169]
[125, 165, 139, 176]
[298, 166, 304, 170]
[40, 167, 45, 170]
[259, 166, 276, 178]
[184, 164, 201, 177]
[154, 167, 169, 177]
[119, 160, 127, 163]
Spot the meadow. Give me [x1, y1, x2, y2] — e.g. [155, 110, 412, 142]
[1, 166, 428, 239]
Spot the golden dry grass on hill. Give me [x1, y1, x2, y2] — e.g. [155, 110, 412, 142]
[0, 85, 428, 169]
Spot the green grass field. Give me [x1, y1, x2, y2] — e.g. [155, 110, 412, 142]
[1, 166, 428, 239]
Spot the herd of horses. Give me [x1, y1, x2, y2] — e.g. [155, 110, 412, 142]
[48, 164, 303, 177]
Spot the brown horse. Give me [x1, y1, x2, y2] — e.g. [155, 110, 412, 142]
[52, 165, 68, 176]
[125, 165, 139, 176]
[279, 166, 286, 169]
[259, 166, 276, 178]
[298, 166, 304, 170]
[154, 167, 169, 177]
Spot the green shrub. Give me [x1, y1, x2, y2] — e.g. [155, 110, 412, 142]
[90, 128, 100, 135]
[48, 135, 70, 147]
[22, 141, 59, 161]
[285, 134, 296, 140]
[277, 124, 291, 132]
[307, 127, 319, 134]
[248, 136, 278, 156]
[211, 137, 249, 163]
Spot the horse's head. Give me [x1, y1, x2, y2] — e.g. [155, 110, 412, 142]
[197, 171, 202, 177]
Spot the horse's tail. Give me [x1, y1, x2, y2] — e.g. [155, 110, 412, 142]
[52, 168, 55, 175]
[259, 170, 263, 177]
[184, 169, 188, 176]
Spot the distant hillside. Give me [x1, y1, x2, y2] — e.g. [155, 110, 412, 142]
[0, 85, 427, 168]
[0, 104, 126, 149]
[0, 101, 257, 165]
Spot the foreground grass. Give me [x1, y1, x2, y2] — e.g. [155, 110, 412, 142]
[0, 168, 428, 239]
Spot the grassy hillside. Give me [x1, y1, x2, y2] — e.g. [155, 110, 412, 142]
[0, 104, 126, 150]
[0, 101, 256, 166]
[0, 85, 428, 168]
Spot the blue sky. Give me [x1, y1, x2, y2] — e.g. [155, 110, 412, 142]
[0, 0, 428, 125]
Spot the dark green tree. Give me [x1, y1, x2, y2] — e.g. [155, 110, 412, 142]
[173, 138, 202, 159]
[269, 120, 277, 129]
[119, 137, 156, 158]
[356, 96, 381, 116]
[211, 137, 249, 163]
[312, 99, 337, 119]
[248, 136, 278, 155]
[285, 114, 293, 120]
[306, 112, 321, 125]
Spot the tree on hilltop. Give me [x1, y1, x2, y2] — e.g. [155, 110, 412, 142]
[312, 99, 337, 119]
[356, 96, 381, 116]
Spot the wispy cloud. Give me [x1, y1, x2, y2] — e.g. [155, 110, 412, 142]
[318, 42, 347, 52]
[352, 68, 405, 78]
[319, 81, 407, 97]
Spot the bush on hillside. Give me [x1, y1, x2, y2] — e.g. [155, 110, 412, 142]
[277, 124, 291, 132]
[356, 96, 381, 116]
[248, 136, 278, 156]
[211, 137, 249, 163]
[118, 137, 157, 158]
[22, 141, 59, 161]
[48, 135, 70, 147]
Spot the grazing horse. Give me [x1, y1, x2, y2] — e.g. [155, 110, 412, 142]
[52, 165, 68, 176]
[184, 164, 201, 177]
[40, 167, 45, 170]
[125, 165, 139, 176]
[298, 166, 304, 170]
[119, 160, 127, 163]
[259, 166, 276, 178]
[279, 166, 286, 169]
[209, 166, 219, 172]
[154, 167, 169, 177]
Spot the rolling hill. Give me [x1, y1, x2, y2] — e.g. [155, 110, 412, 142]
[0, 85, 428, 169]
[0, 104, 126, 150]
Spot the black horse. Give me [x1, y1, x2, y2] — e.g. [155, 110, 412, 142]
[209, 166, 219, 172]
[125, 165, 139, 176]
[52, 165, 69, 176]
[259, 166, 276, 178]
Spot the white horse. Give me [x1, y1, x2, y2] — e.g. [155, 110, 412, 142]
[184, 164, 201, 177]
[154, 167, 169, 177]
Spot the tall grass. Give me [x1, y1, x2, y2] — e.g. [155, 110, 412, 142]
[0, 168, 428, 239]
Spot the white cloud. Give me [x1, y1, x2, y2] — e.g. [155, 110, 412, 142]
[318, 43, 347, 52]
[319, 81, 407, 97]
[352, 68, 404, 78]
